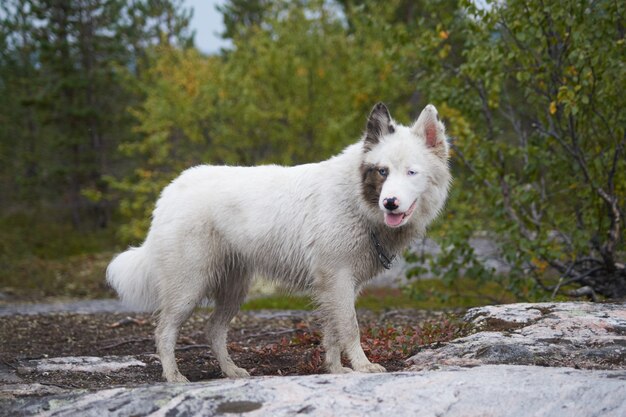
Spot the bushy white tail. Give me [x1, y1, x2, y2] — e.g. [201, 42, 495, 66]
[106, 246, 158, 311]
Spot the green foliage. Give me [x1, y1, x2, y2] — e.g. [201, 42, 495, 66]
[0, 211, 118, 299]
[107, 0, 626, 299]
[0, 0, 195, 297]
[404, 275, 550, 308]
[2, 0, 624, 302]
[0, 0, 193, 228]
[108, 46, 220, 241]
[217, 0, 271, 41]
[217, 0, 413, 164]
[410, 0, 626, 298]
[111, 0, 415, 241]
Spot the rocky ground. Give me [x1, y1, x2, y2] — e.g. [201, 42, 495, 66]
[407, 301, 626, 370]
[1, 300, 625, 416]
[1, 307, 457, 390]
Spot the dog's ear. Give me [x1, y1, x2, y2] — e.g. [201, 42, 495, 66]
[364, 102, 394, 152]
[412, 104, 447, 157]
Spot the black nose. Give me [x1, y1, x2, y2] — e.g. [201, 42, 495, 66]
[383, 197, 399, 211]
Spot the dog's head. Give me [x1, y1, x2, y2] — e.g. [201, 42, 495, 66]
[360, 102, 450, 229]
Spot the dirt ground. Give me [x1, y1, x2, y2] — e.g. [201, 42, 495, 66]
[0, 308, 464, 390]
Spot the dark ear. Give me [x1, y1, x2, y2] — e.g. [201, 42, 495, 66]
[411, 104, 448, 157]
[364, 102, 394, 152]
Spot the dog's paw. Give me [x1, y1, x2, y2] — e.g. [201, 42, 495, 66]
[354, 363, 386, 373]
[327, 365, 354, 374]
[165, 372, 190, 383]
[224, 366, 250, 378]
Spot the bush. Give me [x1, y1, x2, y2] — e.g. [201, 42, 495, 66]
[412, 0, 625, 299]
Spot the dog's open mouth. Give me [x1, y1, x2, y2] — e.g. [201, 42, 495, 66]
[384, 199, 417, 227]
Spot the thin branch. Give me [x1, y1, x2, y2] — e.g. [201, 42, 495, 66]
[498, 87, 529, 166]
[449, 142, 494, 189]
[497, 150, 535, 241]
[98, 337, 153, 351]
[551, 261, 575, 299]
[244, 328, 300, 342]
[558, 266, 604, 288]
[567, 113, 596, 188]
[547, 258, 569, 274]
[40, 381, 81, 390]
[476, 81, 496, 141]
[498, 16, 542, 70]
[607, 133, 625, 196]
[533, 121, 576, 156]
[574, 257, 604, 266]
[597, 186, 621, 271]
[548, 226, 574, 254]
[564, 286, 598, 302]
[536, 116, 622, 269]
[175, 344, 211, 352]
[519, 205, 543, 228]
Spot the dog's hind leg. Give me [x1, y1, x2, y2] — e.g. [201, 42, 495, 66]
[206, 264, 251, 378]
[155, 273, 207, 383]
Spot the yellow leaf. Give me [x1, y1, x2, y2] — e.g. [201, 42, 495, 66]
[438, 44, 451, 59]
[439, 30, 449, 40]
[549, 101, 557, 115]
[531, 258, 548, 273]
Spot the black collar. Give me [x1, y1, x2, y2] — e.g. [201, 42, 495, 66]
[370, 231, 396, 270]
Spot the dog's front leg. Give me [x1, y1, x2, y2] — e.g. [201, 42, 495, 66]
[315, 271, 386, 374]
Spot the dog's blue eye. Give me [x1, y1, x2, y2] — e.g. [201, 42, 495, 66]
[378, 168, 388, 176]
[408, 170, 417, 176]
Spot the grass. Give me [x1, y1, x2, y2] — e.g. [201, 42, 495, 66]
[242, 294, 314, 310]
[241, 278, 523, 312]
[1, 252, 117, 300]
[241, 288, 427, 311]
[0, 211, 120, 260]
[0, 211, 120, 300]
[403, 277, 522, 309]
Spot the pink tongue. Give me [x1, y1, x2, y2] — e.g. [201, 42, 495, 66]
[384, 212, 404, 227]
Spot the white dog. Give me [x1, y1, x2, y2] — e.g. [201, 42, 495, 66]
[107, 103, 451, 382]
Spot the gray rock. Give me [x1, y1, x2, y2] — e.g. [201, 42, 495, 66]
[3, 301, 624, 416]
[407, 301, 626, 370]
[369, 236, 510, 287]
[0, 383, 74, 400]
[16, 356, 146, 375]
[0, 299, 146, 316]
[0, 364, 22, 384]
[3, 366, 625, 417]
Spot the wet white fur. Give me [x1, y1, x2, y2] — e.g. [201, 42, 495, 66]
[366, 104, 449, 227]
[107, 104, 451, 382]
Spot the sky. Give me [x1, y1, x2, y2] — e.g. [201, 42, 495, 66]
[184, 0, 229, 54]
[184, 0, 490, 54]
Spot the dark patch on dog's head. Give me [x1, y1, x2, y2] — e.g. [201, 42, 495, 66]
[360, 162, 388, 210]
[364, 102, 394, 152]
